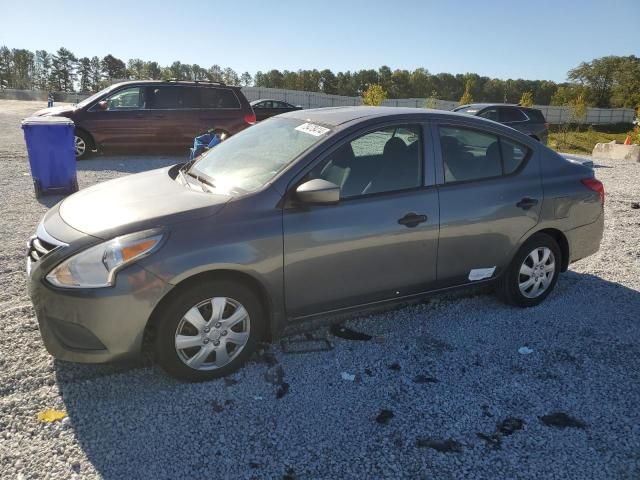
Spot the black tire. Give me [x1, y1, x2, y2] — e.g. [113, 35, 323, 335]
[74, 130, 92, 160]
[154, 279, 265, 381]
[496, 233, 561, 307]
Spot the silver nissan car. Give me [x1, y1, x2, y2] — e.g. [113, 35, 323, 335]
[27, 107, 604, 381]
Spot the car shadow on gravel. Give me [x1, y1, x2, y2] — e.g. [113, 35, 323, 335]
[51, 270, 640, 479]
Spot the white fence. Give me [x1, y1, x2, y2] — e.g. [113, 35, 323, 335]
[240, 87, 635, 125]
[1, 86, 634, 125]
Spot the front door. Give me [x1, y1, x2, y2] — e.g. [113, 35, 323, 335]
[283, 123, 439, 319]
[434, 122, 542, 287]
[82, 86, 154, 147]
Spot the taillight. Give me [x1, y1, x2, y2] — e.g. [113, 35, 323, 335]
[244, 112, 256, 125]
[581, 178, 605, 204]
[543, 122, 549, 130]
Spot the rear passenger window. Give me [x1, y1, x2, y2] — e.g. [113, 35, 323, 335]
[439, 127, 530, 183]
[440, 127, 501, 183]
[499, 108, 527, 122]
[148, 86, 179, 109]
[200, 88, 241, 109]
[500, 138, 528, 174]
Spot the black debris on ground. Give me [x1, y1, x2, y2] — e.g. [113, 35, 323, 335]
[388, 362, 401, 371]
[540, 412, 588, 429]
[376, 409, 394, 424]
[476, 432, 502, 450]
[276, 382, 290, 399]
[223, 377, 238, 387]
[497, 417, 525, 435]
[211, 401, 225, 413]
[631, 202, 640, 209]
[415, 438, 463, 453]
[329, 324, 372, 341]
[413, 374, 439, 384]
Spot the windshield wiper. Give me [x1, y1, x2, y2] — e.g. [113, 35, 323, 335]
[187, 171, 215, 188]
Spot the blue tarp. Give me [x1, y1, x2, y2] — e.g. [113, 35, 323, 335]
[189, 133, 221, 160]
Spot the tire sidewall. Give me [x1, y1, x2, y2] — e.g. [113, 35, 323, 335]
[154, 280, 265, 381]
[505, 233, 561, 307]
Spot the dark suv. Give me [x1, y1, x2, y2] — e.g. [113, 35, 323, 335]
[32, 80, 256, 159]
[453, 104, 549, 144]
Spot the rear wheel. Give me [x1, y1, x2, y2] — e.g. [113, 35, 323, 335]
[497, 233, 561, 307]
[74, 130, 92, 160]
[154, 279, 265, 381]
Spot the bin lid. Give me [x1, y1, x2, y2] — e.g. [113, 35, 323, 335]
[21, 116, 75, 127]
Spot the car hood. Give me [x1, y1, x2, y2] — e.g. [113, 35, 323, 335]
[32, 105, 75, 117]
[57, 166, 231, 238]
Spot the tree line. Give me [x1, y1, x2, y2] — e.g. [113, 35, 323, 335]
[0, 46, 637, 108]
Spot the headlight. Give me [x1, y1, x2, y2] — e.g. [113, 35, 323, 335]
[46, 229, 164, 288]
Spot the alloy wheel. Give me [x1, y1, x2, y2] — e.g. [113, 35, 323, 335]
[74, 135, 86, 157]
[518, 247, 556, 298]
[174, 297, 250, 371]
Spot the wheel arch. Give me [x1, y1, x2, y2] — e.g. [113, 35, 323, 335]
[75, 126, 96, 150]
[142, 269, 275, 355]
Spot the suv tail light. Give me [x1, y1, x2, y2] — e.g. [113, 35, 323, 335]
[581, 178, 605, 204]
[543, 122, 549, 130]
[244, 112, 256, 125]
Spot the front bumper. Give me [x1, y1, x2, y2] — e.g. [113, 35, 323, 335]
[28, 259, 173, 363]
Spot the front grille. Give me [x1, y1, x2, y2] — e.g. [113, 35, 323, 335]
[27, 236, 58, 263]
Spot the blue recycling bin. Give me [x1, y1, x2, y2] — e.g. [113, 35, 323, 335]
[21, 116, 78, 198]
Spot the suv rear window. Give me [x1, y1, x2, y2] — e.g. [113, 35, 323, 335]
[201, 88, 241, 109]
[523, 109, 546, 123]
[146, 85, 241, 109]
[499, 108, 528, 122]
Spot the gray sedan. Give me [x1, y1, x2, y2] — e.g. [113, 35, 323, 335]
[27, 107, 604, 381]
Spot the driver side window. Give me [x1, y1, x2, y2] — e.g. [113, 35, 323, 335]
[106, 87, 144, 110]
[308, 125, 423, 199]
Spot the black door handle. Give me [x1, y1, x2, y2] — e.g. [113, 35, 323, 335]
[516, 197, 539, 210]
[398, 213, 428, 228]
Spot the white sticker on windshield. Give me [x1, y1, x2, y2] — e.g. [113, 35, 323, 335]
[468, 267, 496, 281]
[295, 122, 330, 137]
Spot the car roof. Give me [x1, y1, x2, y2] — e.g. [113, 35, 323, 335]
[251, 99, 286, 103]
[280, 106, 480, 127]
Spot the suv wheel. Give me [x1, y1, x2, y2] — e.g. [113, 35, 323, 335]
[74, 131, 92, 160]
[497, 233, 561, 307]
[154, 279, 265, 381]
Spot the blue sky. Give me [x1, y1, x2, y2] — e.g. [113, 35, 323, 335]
[1, 0, 637, 82]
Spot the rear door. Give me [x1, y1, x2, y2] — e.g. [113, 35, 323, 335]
[282, 122, 440, 319]
[82, 86, 154, 147]
[433, 122, 542, 287]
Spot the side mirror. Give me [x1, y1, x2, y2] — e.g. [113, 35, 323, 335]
[97, 100, 108, 110]
[296, 179, 340, 205]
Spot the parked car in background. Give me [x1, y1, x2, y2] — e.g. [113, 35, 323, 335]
[250, 99, 302, 121]
[27, 106, 603, 381]
[31, 80, 256, 159]
[453, 103, 549, 144]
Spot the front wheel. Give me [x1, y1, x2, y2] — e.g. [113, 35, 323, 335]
[497, 233, 561, 307]
[74, 131, 92, 160]
[154, 279, 265, 381]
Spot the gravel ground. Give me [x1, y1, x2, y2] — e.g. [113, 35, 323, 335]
[1, 99, 639, 479]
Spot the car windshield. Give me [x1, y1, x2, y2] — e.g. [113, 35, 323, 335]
[189, 118, 331, 195]
[75, 84, 119, 108]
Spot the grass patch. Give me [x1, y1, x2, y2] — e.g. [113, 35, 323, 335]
[548, 123, 634, 155]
